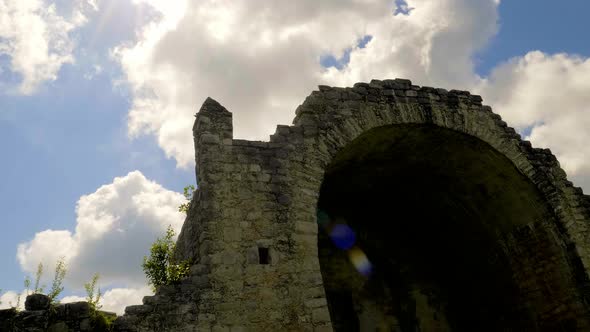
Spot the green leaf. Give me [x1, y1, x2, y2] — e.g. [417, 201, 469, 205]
[178, 184, 196, 214]
[47, 257, 67, 303]
[84, 273, 102, 310]
[34, 262, 43, 293]
[142, 225, 191, 291]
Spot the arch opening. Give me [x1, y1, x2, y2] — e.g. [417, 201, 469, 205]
[317, 124, 583, 331]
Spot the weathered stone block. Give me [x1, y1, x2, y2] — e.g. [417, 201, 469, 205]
[25, 293, 51, 311]
[212, 325, 230, 332]
[190, 264, 210, 276]
[304, 298, 327, 309]
[295, 221, 318, 235]
[79, 317, 92, 331]
[125, 304, 153, 315]
[200, 133, 221, 145]
[0, 308, 17, 320]
[198, 313, 216, 322]
[311, 307, 331, 323]
[47, 321, 68, 332]
[52, 304, 67, 319]
[66, 302, 91, 319]
[313, 324, 333, 332]
[0, 308, 16, 331]
[19, 310, 47, 328]
[113, 315, 138, 330]
[142, 295, 159, 305]
[223, 227, 242, 242]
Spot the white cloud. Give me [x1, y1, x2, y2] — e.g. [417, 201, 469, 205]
[83, 64, 103, 80]
[112, 0, 589, 193]
[0, 0, 96, 94]
[476, 51, 590, 186]
[61, 286, 152, 315]
[60, 294, 86, 303]
[1, 285, 151, 315]
[111, 0, 501, 168]
[112, 0, 426, 167]
[324, 0, 498, 89]
[100, 286, 152, 315]
[16, 229, 77, 277]
[17, 171, 186, 292]
[0, 290, 27, 310]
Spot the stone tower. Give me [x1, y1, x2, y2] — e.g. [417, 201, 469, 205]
[116, 79, 590, 331]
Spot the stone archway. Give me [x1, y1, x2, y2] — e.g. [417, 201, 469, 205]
[316, 123, 580, 331]
[113, 79, 590, 332]
[287, 80, 590, 331]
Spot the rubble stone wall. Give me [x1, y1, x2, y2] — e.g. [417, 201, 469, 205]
[3, 79, 589, 331]
[0, 295, 116, 332]
[124, 78, 590, 331]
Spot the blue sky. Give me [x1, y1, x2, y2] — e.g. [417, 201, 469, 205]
[477, 0, 590, 76]
[1, 0, 589, 313]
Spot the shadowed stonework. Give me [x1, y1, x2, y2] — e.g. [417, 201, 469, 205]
[3, 79, 590, 331]
[318, 124, 585, 331]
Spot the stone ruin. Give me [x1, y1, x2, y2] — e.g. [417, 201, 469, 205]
[2, 78, 590, 331]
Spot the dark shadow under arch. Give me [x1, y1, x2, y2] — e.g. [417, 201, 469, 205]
[317, 124, 584, 331]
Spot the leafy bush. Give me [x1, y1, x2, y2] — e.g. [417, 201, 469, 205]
[92, 311, 116, 331]
[178, 185, 195, 213]
[142, 225, 191, 291]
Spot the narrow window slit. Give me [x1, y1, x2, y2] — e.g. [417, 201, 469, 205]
[258, 247, 270, 265]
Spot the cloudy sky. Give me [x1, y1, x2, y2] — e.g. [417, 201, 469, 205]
[1, 0, 588, 315]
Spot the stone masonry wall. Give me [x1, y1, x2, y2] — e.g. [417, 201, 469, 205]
[0, 294, 116, 331]
[3, 78, 588, 331]
[121, 78, 590, 331]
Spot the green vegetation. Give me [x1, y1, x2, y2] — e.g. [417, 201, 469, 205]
[24, 277, 30, 296]
[1, 258, 66, 310]
[84, 273, 102, 310]
[47, 258, 67, 303]
[91, 310, 116, 332]
[178, 185, 195, 213]
[11, 290, 21, 310]
[33, 262, 45, 293]
[142, 225, 191, 292]
[2, 261, 115, 331]
[83, 273, 116, 332]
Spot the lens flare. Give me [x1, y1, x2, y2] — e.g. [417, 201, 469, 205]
[317, 210, 372, 276]
[348, 247, 372, 276]
[329, 224, 356, 250]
